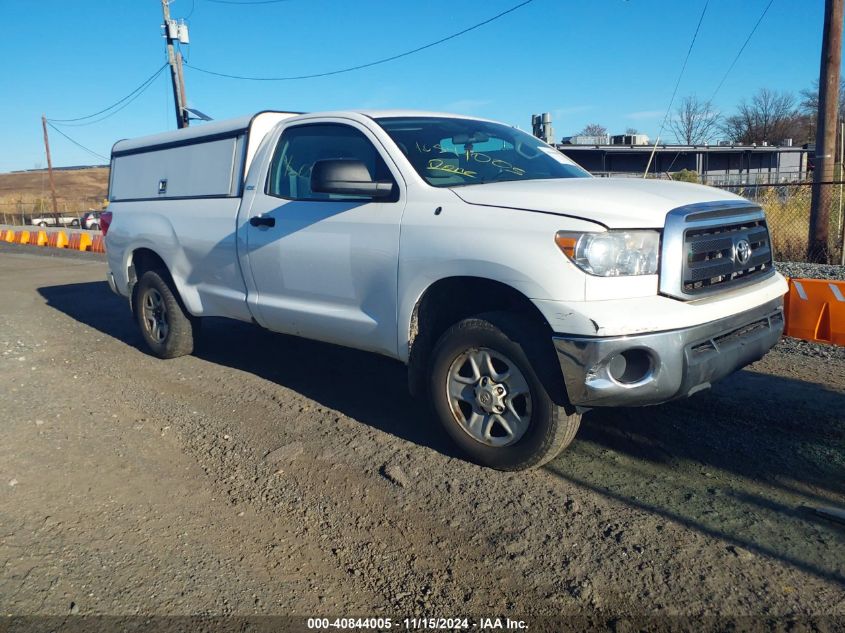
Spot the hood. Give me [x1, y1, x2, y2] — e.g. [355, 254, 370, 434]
[449, 178, 747, 229]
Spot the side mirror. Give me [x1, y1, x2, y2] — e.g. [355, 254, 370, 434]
[311, 159, 394, 198]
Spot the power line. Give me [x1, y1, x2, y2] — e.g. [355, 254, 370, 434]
[203, 0, 293, 4]
[48, 64, 169, 123]
[657, 1, 708, 137]
[643, 0, 709, 177]
[708, 0, 775, 103]
[46, 122, 109, 162]
[186, 0, 534, 81]
[52, 65, 169, 127]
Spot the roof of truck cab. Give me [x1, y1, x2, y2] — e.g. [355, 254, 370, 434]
[110, 109, 497, 156]
[350, 109, 493, 121]
[292, 109, 496, 124]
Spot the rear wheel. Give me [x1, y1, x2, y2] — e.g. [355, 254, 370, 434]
[90, 222, 100, 231]
[134, 269, 197, 359]
[429, 312, 581, 471]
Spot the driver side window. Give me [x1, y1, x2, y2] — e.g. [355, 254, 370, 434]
[266, 123, 396, 201]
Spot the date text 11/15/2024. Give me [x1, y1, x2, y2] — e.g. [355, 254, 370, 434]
[307, 617, 528, 630]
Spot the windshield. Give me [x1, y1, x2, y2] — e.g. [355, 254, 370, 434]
[375, 116, 590, 187]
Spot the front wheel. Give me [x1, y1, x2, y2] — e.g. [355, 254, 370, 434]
[134, 269, 198, 359]
[38, 222, 47, 227]
[429, 312, 581, 471]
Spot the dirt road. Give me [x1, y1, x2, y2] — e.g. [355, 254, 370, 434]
[1, 246, 843, 630]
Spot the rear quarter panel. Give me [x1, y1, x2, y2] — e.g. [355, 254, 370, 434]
[106, 198, 251, 321]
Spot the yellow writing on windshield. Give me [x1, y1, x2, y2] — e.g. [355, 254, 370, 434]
[492, 159, 526, 177]
[427, 159, 477, 178]
[416, 142, 457, 156]
[416, 143, 526, 177]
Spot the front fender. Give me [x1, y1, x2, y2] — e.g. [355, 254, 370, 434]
[395, 198, 601, 363]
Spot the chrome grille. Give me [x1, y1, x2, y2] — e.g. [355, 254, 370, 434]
[683, 218, 772, 294]
[660, 200, 776, 300]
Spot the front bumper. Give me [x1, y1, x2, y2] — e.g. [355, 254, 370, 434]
[553, 296, 784, 407]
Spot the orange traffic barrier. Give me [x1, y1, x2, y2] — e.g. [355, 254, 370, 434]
[784, 278, 845, 346]
[30, 230, 48, 246]
[2, 230, 13, 242]
[67, 232, 93, 251]
[47, 230, 69, 249]
[14, 230, 31, 245]
[90, 234, 106, 253]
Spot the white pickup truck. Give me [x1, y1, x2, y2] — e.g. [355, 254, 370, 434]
[105, 110, 787, 470]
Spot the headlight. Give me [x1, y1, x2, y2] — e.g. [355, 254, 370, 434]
[555, 230, 660, 276]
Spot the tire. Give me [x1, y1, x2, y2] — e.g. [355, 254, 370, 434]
[70, 219, 79, 227]
[38, 222, 47, 227]
[90, 223, 99, 231]
[429, 311, 581, 471]
[134, 269, 197, 359]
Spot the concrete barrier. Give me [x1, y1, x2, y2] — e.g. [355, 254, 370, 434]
[67, 232, 93, 251]
[90, 234, 106, 253]
[784, 278, 845, 346]
[47, 231, 69, 249]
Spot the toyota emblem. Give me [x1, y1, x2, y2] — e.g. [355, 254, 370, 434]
[735, 238, 752, 265]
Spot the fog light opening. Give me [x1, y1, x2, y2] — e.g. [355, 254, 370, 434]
[607, 349, 652, 385]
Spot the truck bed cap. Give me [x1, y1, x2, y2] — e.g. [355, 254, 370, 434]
[111, 112, 300, 156]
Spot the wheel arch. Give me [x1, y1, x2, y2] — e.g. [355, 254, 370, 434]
[405, 275, 559, 400]
[127, 247, 199, 316]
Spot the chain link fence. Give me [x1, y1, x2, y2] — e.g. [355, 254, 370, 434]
[0, 198, 105, 226]
[711, 181, 845, 264]
[594, 171, 843, 264]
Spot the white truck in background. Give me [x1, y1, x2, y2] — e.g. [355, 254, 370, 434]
[105, 110, 787, 470]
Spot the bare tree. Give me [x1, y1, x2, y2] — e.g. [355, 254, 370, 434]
[799, 79, 845, 143]
[625, 127, 639, 135]
[669, 95, 720, 144]
[579, 123, 607, 136]
[800, 78, 845, 118]
[721, 88, 801, 144]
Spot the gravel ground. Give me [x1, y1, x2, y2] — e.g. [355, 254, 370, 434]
[1, 245, 843, 631]
[773, 261, 845, 361]
[775, 260, 845, 281]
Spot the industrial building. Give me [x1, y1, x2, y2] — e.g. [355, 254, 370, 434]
[555, 141, 809, 184]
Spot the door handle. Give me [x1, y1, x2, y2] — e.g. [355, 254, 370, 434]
[250, 216, 276, 228]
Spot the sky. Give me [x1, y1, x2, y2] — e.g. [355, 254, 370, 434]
[0, 0, 830, 172]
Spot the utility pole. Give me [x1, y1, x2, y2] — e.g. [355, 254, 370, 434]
[161, 0, 189, 129]
[40, 115, 59, 221]
[808, 0, 843, 262]
[176, 50, 188, 118]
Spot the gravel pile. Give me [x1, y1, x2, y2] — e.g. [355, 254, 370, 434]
[773, 260, 845, 360]
[775, 260, 844, 280]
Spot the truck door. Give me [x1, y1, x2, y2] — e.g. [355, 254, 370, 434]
[241, 120, 405, 357]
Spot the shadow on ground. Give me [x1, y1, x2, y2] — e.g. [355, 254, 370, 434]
[547, 368, 845, 585]
[37, 281, 457, 459]
[40, 280, 845, 585]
